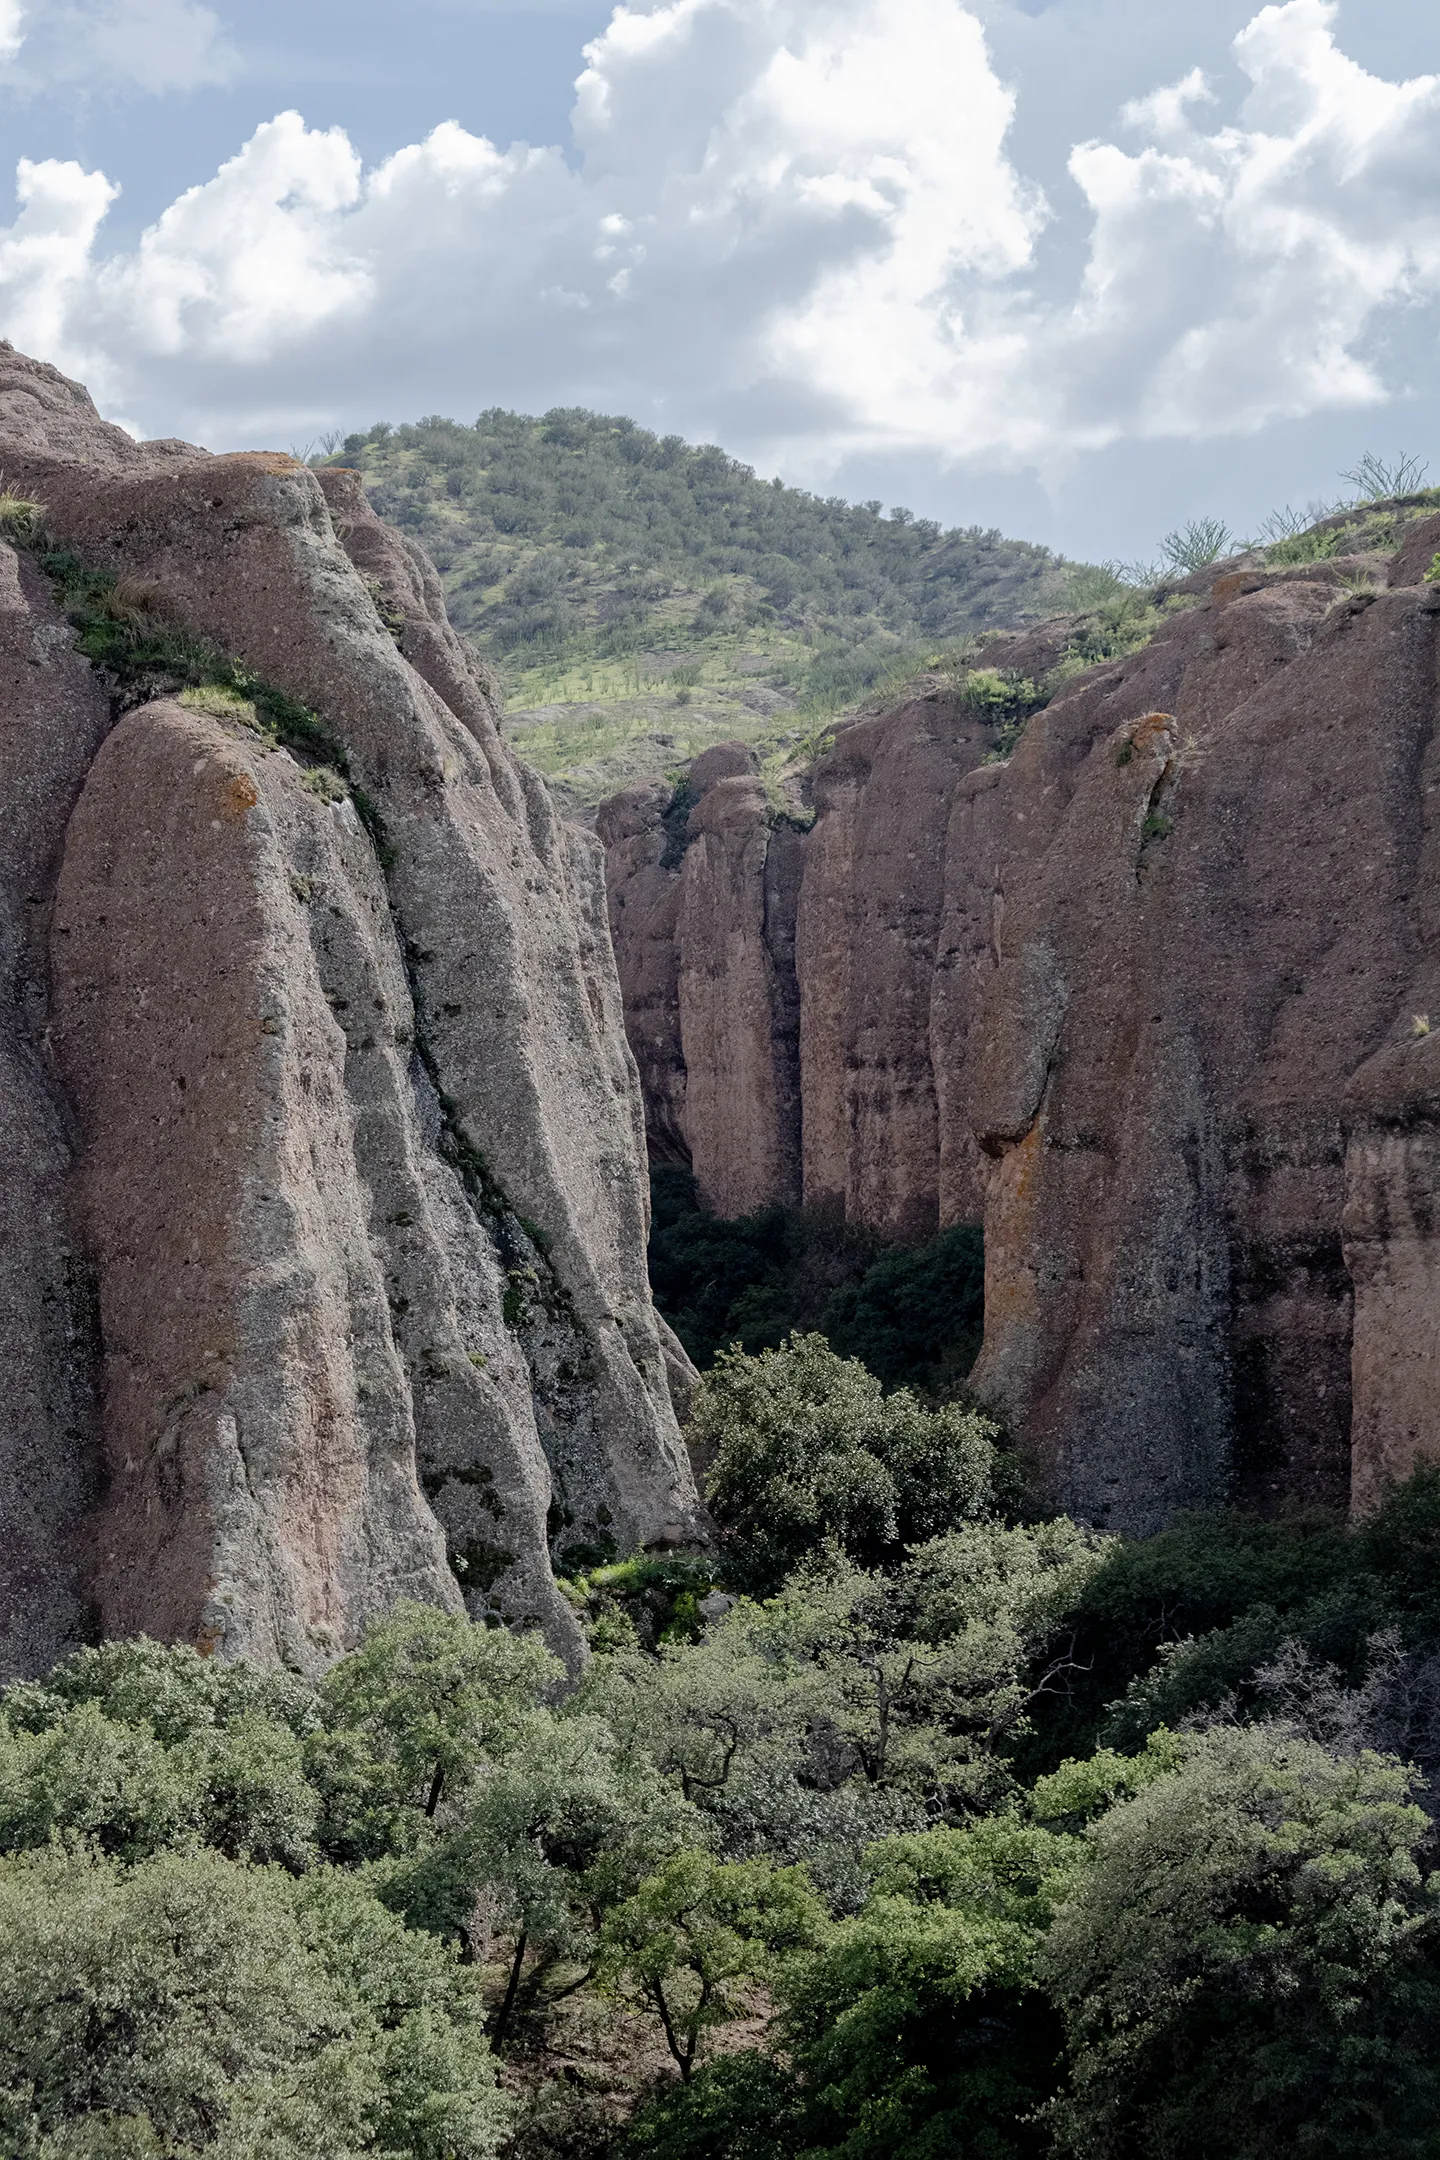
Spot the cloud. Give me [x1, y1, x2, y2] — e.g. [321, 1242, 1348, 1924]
[0, 0, 1435, 482]
[0, 0, 235, 95]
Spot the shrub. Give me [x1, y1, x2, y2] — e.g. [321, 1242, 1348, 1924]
[1341, 451, 1431, 503]
[695, 1333, 998, 1592]
[1043, 1725, 1440, 2159]
[1159, 516, 1233, 572]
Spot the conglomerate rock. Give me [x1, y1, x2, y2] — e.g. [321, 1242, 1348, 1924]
[0, 343, 700, 1677]
[599, 540, 1440, 1531]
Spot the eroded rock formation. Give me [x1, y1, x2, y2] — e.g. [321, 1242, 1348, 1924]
[600, 537, 1440, 1530]
[0, 345, 699, 1678]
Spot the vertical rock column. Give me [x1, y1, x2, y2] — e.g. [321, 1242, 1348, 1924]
[0, 541, 111, 1672]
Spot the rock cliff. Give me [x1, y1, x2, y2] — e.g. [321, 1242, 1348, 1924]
[600, 535, 1440, 1532]
[0, 345, 699, 1679]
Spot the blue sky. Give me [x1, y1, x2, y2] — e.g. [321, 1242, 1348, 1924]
[0, 0, 1437, 562]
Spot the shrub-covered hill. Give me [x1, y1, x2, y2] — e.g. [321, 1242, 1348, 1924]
[324, 409, 1081, 810]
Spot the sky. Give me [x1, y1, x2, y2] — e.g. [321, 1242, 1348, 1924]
[0, 0, 1437, 561]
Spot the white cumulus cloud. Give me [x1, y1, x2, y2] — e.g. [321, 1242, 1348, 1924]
[0, 0, 1435, 488]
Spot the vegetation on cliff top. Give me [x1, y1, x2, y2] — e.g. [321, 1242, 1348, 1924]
[316, 428, 1440, 808]
[319, 409, 1083, 808]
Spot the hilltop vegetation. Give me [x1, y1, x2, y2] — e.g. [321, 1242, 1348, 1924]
[327, 423, 1440, 811]
[325, 409, 1078, 808]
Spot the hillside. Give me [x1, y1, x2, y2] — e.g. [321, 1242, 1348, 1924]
[324, 408, 1081, 809]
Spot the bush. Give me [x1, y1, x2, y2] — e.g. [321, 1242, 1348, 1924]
[695, 1333, 998, 1592]
[1043, 1725, 1440, 2159]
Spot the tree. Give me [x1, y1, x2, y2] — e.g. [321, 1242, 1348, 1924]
[695, 1333, 998, 1593]
[0, 1639, 326, 1871]
[621, 2052, 807, 2160]
[1042, 1725, 1440, 2159]
[384, 1707, 698, 2043]
[581, 1522, 1107, 1901]
[310, 1602, 559, 1860]
[779, 1821, 1076, 2159]
[600, 1853, 826, 2080]
[0, 1845, 512, 2157]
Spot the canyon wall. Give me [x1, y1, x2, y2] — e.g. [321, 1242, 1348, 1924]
[600, 537, 1440, 1531]
[0, 345, 699, 1679]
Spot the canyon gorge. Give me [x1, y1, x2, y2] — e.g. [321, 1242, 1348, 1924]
[8, 330, 1440, 1687]
[600, 524, 1440, 1533]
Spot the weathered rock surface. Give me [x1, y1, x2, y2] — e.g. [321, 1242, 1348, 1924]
[600, 545, 1440, 1530]
[0, 344, 699, 1676]
[599, 743, 805, 1219]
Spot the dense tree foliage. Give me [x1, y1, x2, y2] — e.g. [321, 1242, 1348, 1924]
[1044, 1728, 1440, 2159]
[9, 1354, 1440, 2155]
[331, 411, 1068, 687]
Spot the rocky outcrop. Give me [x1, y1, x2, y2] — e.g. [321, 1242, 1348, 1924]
[598, 742, 805, 1219]
[0, 344, 699, 1677]
[600, 537, 1440, 1530]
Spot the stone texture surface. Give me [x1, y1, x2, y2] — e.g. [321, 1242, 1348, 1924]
[600, 744, 806, 1216]
[600, 553, 1440, 1530]
[0, 343, 700, 1676]
[0, 539, 111, 1674]
[797, 692, 994, 1237]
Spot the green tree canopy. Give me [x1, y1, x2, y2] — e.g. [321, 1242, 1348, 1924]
[0, 1847, 511, 2158]
[1042, 1725, 1440, 2159]
[696, 1333, 1000, 1593]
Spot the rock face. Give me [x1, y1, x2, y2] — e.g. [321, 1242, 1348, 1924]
[600, 544, 1440, 1530]
[0, 344, 699, 1678]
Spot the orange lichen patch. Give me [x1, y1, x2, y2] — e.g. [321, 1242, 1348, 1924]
[980, 1120, 1044, 1327]
[221, 770, 260, 820]
[1128, 712, 1176, 758]
[1211, 570, 1269, 608]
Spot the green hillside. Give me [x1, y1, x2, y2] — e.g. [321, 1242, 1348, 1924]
[324, 408, 1082, 810]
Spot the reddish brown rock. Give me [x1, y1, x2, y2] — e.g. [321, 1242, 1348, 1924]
[0, 539, 111, 1673]
[798, 690, 994, 1237]
[0, 344, 701, 1674]
[601, 544, 1440, 1530]
[677, 768, 801, 1217]
[596, 778, 689, 1164]
[599, 744, 804, 1216]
